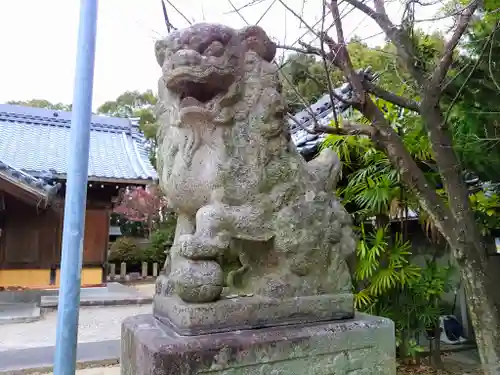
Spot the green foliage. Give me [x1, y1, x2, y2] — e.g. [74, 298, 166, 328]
[469, 190, 500, 235]
[324, 97, 426, 223]
[97, 90, 157, 121]
[280, 33, 442, 111]
[321, 74, 500, 361]
[142, 229, 171, 264]
[8, 99, 71, 111]
[446, 17, 500, 182]
[108, 237, 143, 263]
[354, 225, 455, 359]
[97, 90, 159, 166]
[322, 94, 457, 359]
[108, 213, 177, 265]
[280, 39, 401, 110]
[142, 213, 176, 264]
[282, 26, 500, 184]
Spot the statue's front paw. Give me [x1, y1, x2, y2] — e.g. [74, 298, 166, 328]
[178, 234, 223, 260]
[174, 260, 224, 303]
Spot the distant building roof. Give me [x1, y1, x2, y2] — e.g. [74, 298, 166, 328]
[0, 104, 157, 183]
[288, 68, 377, 158]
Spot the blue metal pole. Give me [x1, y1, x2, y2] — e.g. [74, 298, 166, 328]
[53, 1, 98, 374]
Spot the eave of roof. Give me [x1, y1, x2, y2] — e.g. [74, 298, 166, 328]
[0, 159, 61, 207]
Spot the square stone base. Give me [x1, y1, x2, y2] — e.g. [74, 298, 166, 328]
[153, 293, 354, 335]
[121, 313, 396, 375]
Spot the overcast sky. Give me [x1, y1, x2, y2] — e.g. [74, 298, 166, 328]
[0, 0, 444, 110]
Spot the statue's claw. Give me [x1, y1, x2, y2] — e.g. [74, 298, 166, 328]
[178, 234, 226, 260]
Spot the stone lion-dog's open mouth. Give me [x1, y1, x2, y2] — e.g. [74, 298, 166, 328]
[156, 23, 276, 122]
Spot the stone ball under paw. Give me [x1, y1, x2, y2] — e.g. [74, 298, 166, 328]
[174, 260, 224, 303]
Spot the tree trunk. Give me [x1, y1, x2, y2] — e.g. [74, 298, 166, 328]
[429, 304, 443, 369]
[413, 86, 500, 372]
[305, 2, 500, 368]
[420, 104, 500, 374]
[459, 250, 500, 374]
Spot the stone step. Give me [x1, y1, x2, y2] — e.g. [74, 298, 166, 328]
[0, 302, 41, 325]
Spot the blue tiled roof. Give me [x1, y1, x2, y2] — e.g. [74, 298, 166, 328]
[288, 68, 377, 158]
[0, 104, 157, 182]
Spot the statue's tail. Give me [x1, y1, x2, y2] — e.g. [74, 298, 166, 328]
[306, 148, 342, 193]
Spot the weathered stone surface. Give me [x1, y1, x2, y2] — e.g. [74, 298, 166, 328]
[121, 313, 396, 375]
[154, 22, 356, 311]
[153, 293, 353, 335]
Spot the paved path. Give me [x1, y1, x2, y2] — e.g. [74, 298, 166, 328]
[49, 366, 120, 374]
[0, 283, 155, 372]
[0, 340, 120, 373]
[0, 304, 151, 351]
[42, 368, 120, 375]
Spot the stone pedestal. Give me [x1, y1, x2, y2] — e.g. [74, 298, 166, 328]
[121, 313, 396, 375]
[153, 293, 354, 335]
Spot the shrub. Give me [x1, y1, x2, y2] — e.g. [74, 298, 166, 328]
[108, 236, 144, 264]
[142, 227, 174, 264]
[353, 224, 455, 360]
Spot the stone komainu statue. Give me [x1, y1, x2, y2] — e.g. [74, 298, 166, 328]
[154, 23, 356, 304]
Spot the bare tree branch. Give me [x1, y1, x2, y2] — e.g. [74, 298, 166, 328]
[223, 0, 266, 14]
[327, 0, 346, 47]
[343, 0, 426, 86]
[314, 120, 375, 136]
[276, 44, 317, 55]
[427, 0, 480, 99]
[287, 113, 373, 136]
[228, 0, 250, 25]
[256, 0, 278, 25]
[321, 1, 340, 127]
[161, 0, 176, 32]
[278, 0, 321, 39]
[443, 20, 497, 124]
[281, 0, 455, 238]
[414, 0, 485, 23]
[489, 20, 500, 93]
[319, 32, 366, 105]
[361, 79, 421, 112]
[164, 0, 192, 26]
[373, 0, 389, 17]
[278, 63, 325, 130]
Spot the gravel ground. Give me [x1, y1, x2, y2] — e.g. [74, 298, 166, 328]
[35, 361, 480, 375]
[132, 283, 155, 296]
[37, 366, 120, 375]
[0, 304, 151, 352]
